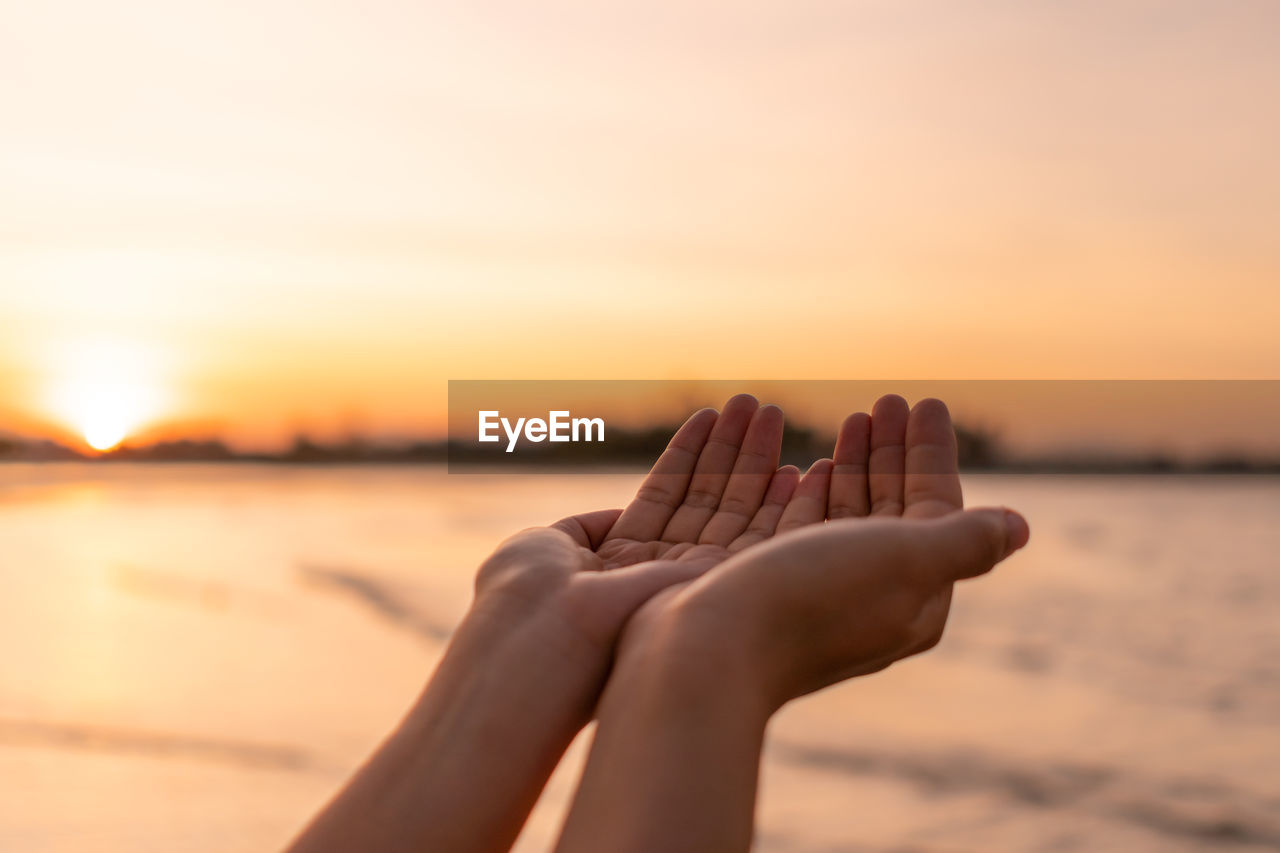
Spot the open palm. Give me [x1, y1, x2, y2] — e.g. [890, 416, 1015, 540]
[578, 391, 964, 568]
[480, 395, 815, 648]
[601, 392, 976, 703]
[593, 394, 825, 568]
[482, 392, 965, 653]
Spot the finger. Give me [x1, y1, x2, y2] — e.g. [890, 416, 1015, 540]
[829, 411, 871, 519]
[917, 507, 1031, 581]
[776, 458, 833, 533]
[868, 394, 909, 517]
[728, 465, 800, 552]
[698, 404, 786, 546]
[607, 407, 718, 542]
[903, 398, 964, 520]
[551, 508, 625, 550]
[660, 394, 760, 543]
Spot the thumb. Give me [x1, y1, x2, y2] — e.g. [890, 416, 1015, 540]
[920, 507, 1030, 581]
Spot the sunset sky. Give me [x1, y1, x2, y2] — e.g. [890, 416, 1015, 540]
[2, 1, 1278, 450]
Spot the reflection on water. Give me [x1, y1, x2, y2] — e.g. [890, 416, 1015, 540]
[0, 718, 317, 772]
[0, 465, 1277, 852]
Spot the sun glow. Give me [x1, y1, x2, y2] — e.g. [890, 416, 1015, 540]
[41, 339, 171, 452]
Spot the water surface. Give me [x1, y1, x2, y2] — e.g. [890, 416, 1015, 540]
[0, 465, 1276, 852]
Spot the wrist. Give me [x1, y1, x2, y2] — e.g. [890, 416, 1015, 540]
[613, 592, 777, 724]
[425, 589, 608, 720]
[355, 595, 608, 851]
[558, 594, 773, 853]
[466, 575, 613, 680]
[287, 593, 604, 853]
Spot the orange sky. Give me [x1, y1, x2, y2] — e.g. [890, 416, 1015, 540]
[2, 2, 1279, 450]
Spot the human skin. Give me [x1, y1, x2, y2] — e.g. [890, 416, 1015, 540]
[553, 396, 1030, 853]
[286, 394, 822, 853]
[286, 394, 1028, 853]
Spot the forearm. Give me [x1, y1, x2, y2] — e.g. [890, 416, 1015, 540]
[287, 595, 604, 853]
[555, 620, 773, 853]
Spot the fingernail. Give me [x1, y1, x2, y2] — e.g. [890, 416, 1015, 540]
[1003, 509, 1030, 556]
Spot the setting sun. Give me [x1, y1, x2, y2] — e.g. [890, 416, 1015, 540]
[78, 397, 132, 451]
[39, 339, 171, 452]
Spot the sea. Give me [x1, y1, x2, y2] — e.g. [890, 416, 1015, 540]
[0, 465, 1277, 852]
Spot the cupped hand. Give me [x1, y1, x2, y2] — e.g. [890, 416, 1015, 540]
[473, 394, 820, 650]
[616, 395, 1030, 708]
